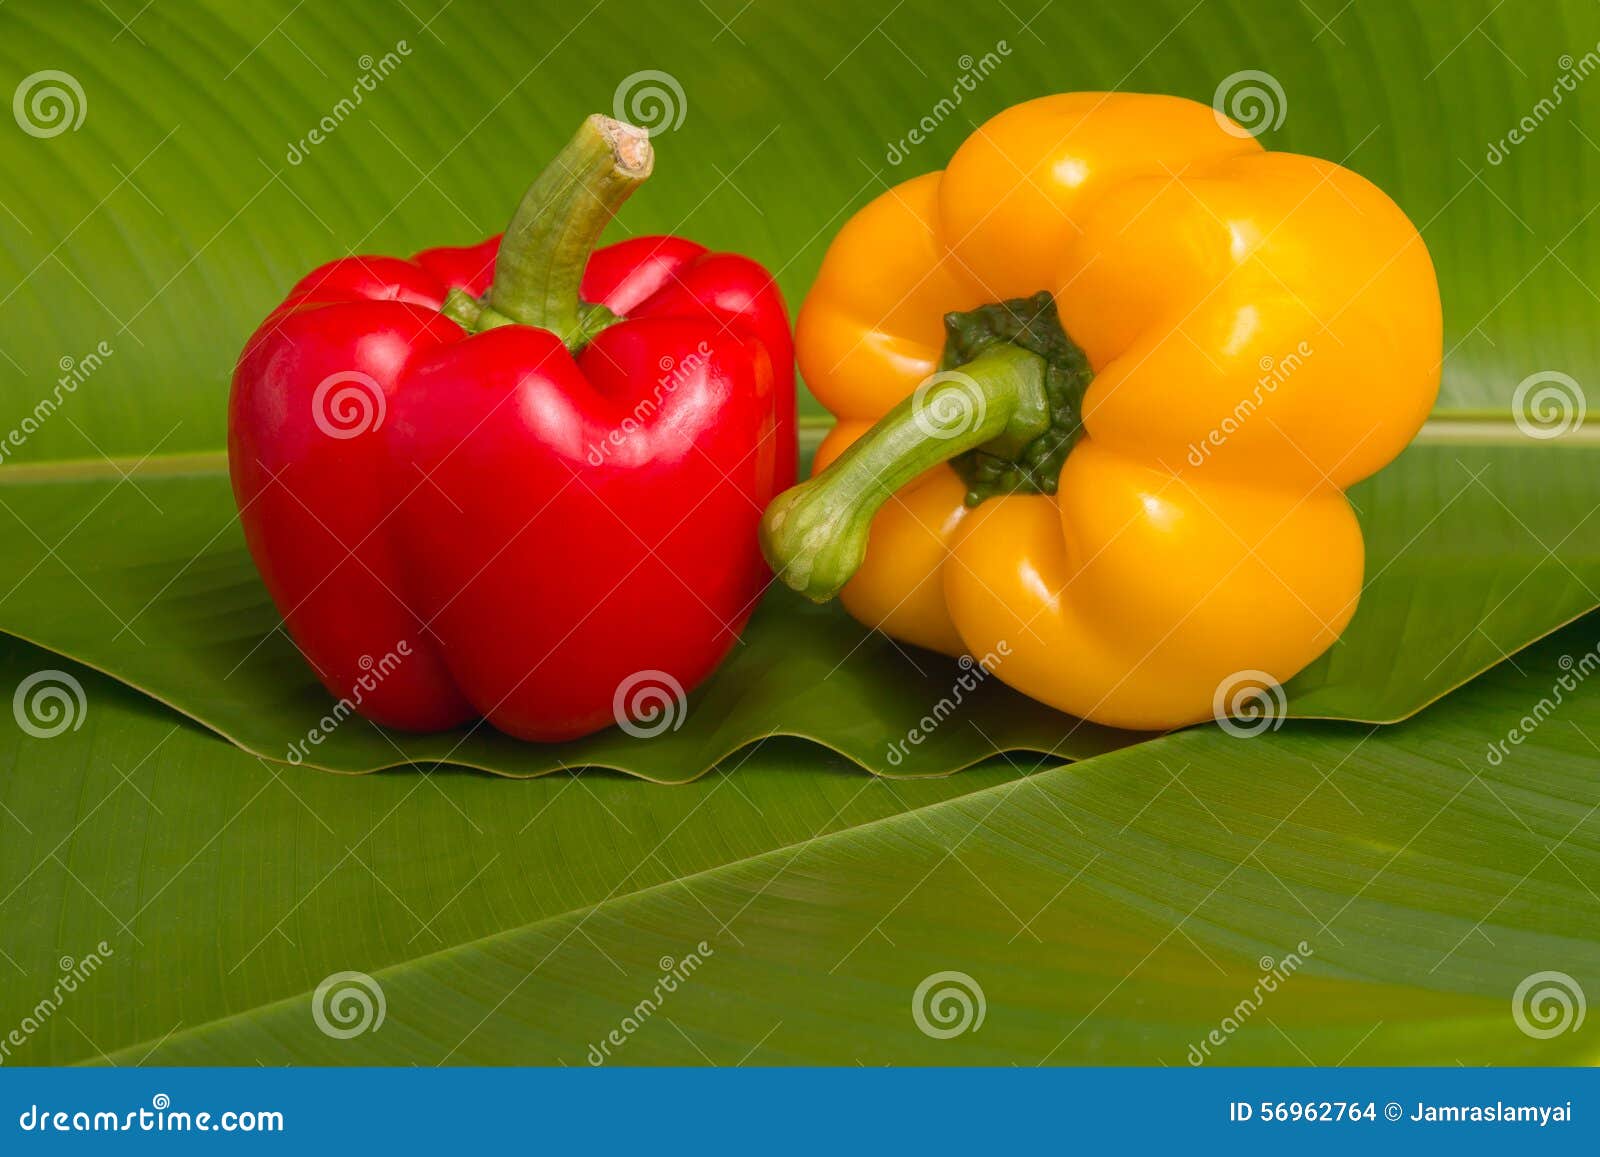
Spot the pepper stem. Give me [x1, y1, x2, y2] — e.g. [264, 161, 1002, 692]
[760, 345, 1049, 602]
[481, 114, 653, 347]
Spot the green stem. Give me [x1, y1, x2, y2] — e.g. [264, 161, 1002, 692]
[760, 345, 1049, 602]
[479, 114, 652, 347]
[440, 288, 484, 329]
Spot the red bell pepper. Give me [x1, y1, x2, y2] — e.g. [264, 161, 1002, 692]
[229, 116, 795, 742]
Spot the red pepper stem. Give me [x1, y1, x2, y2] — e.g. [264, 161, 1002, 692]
[483, 115, 653, 347]
[759, 345, 1048, 602]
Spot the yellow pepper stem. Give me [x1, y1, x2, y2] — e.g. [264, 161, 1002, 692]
[761, 344, 1048, 602]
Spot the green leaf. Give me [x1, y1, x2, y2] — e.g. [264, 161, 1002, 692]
[0, 436, 1592, 778]
[1, 0, 1597, 774]
[0, 446, 1136, 780]
[1283, 436, 1600, 719]
[0, 616, 1595, 1065]
[0, 0, 1594, 447]
[2, 0, 1598, 1069]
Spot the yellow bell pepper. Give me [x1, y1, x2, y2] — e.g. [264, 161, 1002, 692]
[761, 92, 1441, 730]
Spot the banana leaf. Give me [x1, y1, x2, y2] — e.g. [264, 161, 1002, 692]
[0, 617, 1594, 1064]
[0, 0, 1596, 774]
[0, 0, 1597, 1067]
[0, 436, 1594, 778]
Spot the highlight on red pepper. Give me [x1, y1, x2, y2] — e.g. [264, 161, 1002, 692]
[229, 115, 795, 743]
[760, 92, 1440, 732]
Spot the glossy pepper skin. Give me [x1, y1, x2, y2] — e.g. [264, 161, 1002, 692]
[762, 93, 1440, 730]
[230, 117, 794, 742]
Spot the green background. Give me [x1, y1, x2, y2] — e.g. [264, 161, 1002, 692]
[0, 0, 1597, 1065]
[0, 0, 1595, 453]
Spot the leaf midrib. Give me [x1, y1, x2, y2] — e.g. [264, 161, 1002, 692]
[3, 416, 1591, 485]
